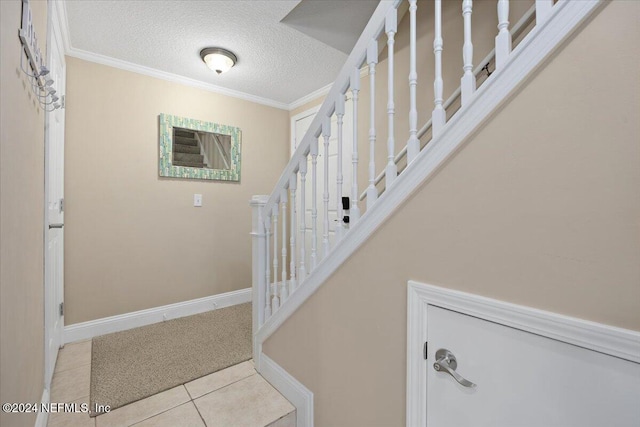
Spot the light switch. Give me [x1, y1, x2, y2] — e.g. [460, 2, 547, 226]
[194, 194, 203, 207]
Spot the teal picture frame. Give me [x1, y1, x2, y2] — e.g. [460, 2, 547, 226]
[159, 113, 241, 181]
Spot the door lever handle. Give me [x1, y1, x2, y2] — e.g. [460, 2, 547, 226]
[433, 349, 477, 388]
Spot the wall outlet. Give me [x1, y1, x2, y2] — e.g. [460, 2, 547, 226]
[194, 194, 203, 207]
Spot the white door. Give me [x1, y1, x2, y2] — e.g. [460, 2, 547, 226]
[44, 3, 66, 389]
[292, 99, 353, 270]
[426, 305, 640, 426]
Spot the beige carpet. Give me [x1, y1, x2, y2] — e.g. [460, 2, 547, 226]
[90, 303, 251, 414]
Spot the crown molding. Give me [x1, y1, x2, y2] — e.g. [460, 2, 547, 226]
[56, 1, 291, 110]
[66, 47, 291, 110]
[55, 0, 367, 112]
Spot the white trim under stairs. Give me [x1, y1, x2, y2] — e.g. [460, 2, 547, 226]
[259, 353, 314, 427]
[63, 288, 251, 343]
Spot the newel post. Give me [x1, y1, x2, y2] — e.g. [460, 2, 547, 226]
[250, 195, 268, 362]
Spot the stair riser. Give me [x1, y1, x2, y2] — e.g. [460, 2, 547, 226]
[174, 144, 200, 154]
[175, 137, 198, 146]
[174, 130, 195, 139]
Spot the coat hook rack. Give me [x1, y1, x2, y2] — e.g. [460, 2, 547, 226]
[18, 0, 61, 112]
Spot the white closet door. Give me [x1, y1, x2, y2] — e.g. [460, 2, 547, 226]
[426, 305, 640, 427]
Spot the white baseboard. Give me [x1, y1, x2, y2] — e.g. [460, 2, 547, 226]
[64, 288, 252, 344]
[34, 388, 50, 427]
[259, 353, 314, 427]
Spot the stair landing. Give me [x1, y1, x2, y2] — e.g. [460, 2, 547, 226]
[48, 340, 295, 427]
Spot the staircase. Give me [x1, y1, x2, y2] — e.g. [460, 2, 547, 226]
[250, 2, 605, 421]
[173, 128, 207, 168]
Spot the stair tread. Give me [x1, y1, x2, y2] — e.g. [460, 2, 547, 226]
[173, 161, 206, 168]
[174, 152, 204, 162]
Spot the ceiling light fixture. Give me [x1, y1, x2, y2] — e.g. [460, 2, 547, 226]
[200, 48, 237, 74]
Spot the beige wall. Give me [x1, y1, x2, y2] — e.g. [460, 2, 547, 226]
[65, 58, 289, 324]
[0, 1, 48, 426]
[265, 2, 640, 426]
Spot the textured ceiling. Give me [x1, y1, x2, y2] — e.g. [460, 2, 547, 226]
[64, 1, 380, 106]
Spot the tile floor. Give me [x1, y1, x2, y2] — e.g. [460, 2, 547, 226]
[47, 340, 295, 427]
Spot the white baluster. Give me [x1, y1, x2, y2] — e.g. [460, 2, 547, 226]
[335, 95, 345, 241]
[432, 0, 446, 137]
[407, 0, 420, 164]
[495, 0, 511, 70]
[461, 0, 476, 107]
[271, 204, 280, 312]
[536, 0, 553, 25]
[322, 115, 331, 257]
[310, 137, 319, 269]
[289, 174, 297, 294]
[280, 188, 288, 302]
[350, 68, 361, 223]
[298, 158, 307, 282]
[366, 39, 378, 208]
[264, 213, 272, 319]
[385, 9, 398, 187]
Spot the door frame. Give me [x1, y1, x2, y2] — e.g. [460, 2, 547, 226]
[290, 105, 321, 157]
[43, 0, 67, 390]
[406, 280, 640, 426]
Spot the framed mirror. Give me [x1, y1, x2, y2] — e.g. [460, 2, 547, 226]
[159, 113, 241, 181]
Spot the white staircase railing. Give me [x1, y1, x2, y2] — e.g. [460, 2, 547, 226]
[359, 1, 537, 202]
[251, 0, 600, 364]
